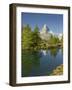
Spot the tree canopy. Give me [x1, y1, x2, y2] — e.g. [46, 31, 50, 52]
[22, 24, 63, 50]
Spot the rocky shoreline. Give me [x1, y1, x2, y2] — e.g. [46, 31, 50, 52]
[50, 64, 63, 75]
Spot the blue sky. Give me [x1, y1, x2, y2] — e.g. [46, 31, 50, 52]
[21, 12, 63, 34]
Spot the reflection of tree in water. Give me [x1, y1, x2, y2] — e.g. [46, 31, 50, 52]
[22, 50, 40, 77]
[61, 48, 63, 54]
[50, 48, 59, 57]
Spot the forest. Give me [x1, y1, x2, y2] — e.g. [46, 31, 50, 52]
[22, 24, 63, 50]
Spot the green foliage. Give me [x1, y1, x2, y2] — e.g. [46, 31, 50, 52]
[61, 35, 63, 43]
[22, 24, 62, 50]
[48, 35, 59, 45]
[22, 24, 33, 49]
[34, 25, 39, 33]
[32, 25, 41, 48]
[22, 25, 41, 49]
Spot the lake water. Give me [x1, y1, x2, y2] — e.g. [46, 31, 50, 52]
[22, 48, 63, 77]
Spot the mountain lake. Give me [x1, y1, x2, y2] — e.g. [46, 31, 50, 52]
[22, 48, 63, 77]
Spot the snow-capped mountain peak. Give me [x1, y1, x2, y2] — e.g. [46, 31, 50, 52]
[41, 24, 50, 33]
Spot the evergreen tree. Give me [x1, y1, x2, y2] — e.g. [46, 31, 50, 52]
[32, 25, 41, 48]
[48, 35, 59, 45]
[22, 24, 33, 49]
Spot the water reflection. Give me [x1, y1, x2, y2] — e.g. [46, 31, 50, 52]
[50, 48, 59, 57]
[22, 50, 40, 77]
[40, 48, 59, 57]
[40, 50, 47, 56]
[22, 48, 63, 77]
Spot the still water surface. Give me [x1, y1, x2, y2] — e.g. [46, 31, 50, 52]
[22, 48, 63, 77]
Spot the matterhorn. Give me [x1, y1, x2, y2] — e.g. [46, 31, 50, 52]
[40, 24, 53, 40]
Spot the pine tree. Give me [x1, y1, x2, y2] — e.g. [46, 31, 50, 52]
[22, 24, 33, 49]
